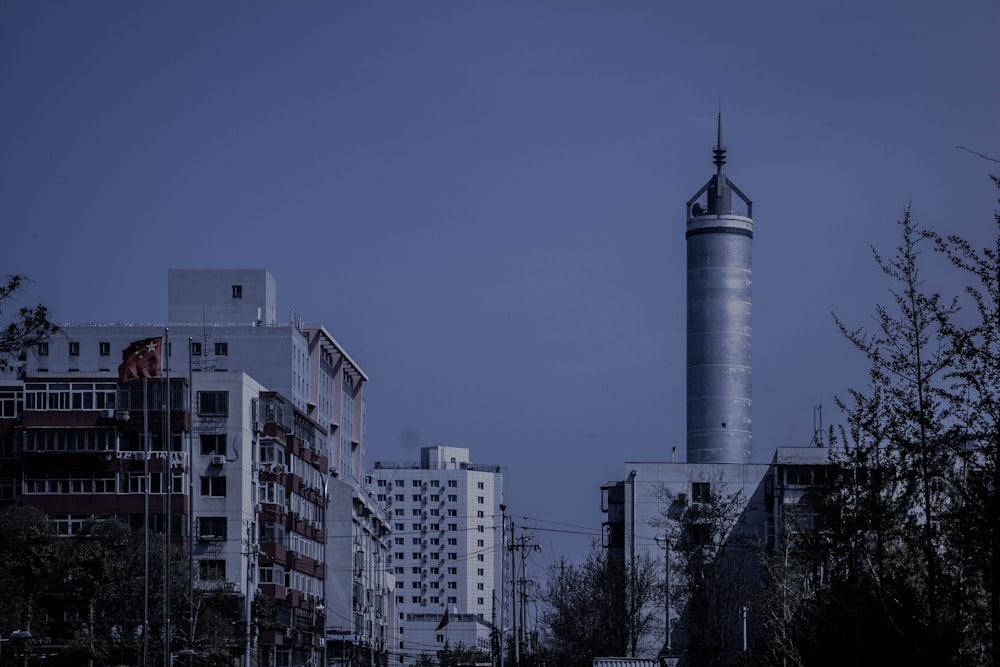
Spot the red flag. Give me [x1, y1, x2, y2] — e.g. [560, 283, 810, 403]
[435, 608, 449, 631]
[118, 337, 163, 383]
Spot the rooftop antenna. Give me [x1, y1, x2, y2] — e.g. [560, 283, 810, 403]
[713, 112, 726, 174]
[811, 403, 824, 447]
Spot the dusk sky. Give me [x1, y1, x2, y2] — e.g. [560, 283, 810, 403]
[2, 1, 997, 566]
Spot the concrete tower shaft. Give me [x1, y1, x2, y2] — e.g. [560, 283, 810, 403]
[684, 115, 754, 464]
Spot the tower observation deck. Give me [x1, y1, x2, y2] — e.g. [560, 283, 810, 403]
[684, 115, 754, 464]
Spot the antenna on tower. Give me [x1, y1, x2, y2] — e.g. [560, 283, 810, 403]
[713, 112, 726, 173]
[810, 403, 824, 447]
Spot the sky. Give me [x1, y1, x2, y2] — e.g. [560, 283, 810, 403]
[2, 1, 998, 569]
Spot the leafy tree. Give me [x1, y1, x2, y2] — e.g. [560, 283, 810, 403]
[0, 274, 58, 371]
[0, 505, 58, 638]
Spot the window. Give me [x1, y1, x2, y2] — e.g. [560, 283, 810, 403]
[477, 496, 484, 503]
[430, 494, 440, 501]
[448, 480, 457, 488]
[477, 482, 484, 489]
[436, 634, 444, 643]
[394, 523, 404, 531]
[394, 538, 404, 545]
[447, 567, 457, 575]
[447, 582, 457, 589]
[198, 391, 229, 416]
[413, 480, 421, 487]
[411, 538, 421, 545]
[447, 596, 457, 604]
[447, 510, 457, 517]
[477, 511, 484, 518]
[232, 285, 243, 298]
[200, 433, 226, 456]
[477, 539, 484, 547]
[476, 554, 484, 561]
[448, 523, 457, 531]
[477, 568, 484, 576]
[99, 342, 111, 356]
[69, 342, 80, 356]
[199, 559, 226, 580]
[200, 476, 227, 497]
[477, 597, 484, 605]
[38, 342, 49, 356]
[430, 480, 439, 487]
[692, 482, 711, 503]
[395, 494, 404, 502]
[447, 552, 457, 560]
[412, 494, 421, 501]
[191, 341, 202, 356]
[214, 342, 228, 356]
[448, 495, 457, 502]
[412, 523, 421, 530]
[477, 525, 484, 532]
[447, 538, 457, 546]
[395, 581, 404, 589]
[199, 516, 227, 540]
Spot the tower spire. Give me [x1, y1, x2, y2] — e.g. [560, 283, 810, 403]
[712, 112, 726, 173]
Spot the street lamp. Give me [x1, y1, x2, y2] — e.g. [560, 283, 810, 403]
[654, 534, 672, 655]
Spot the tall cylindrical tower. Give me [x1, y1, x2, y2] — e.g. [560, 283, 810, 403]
[684, 115, 753, 464]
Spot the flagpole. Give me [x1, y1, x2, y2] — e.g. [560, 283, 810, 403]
[144, 374, 150, 667]
[188, 336, 195, 666]
[164, 328, 172, 667]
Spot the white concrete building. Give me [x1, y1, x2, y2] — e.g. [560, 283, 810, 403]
[2, 269, 393, 667]
[370, 446, 503, 666]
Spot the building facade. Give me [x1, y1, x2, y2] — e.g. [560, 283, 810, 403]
[0, 269, 392, 667]
[370, 446, 503, 666]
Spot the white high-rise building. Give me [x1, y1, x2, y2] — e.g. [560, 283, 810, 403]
[370, 446, 503, 665]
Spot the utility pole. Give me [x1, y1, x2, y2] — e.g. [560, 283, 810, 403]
[498, 504, 507, 667]
[510, 521, 518, 667]
[510, 530, 539, 661]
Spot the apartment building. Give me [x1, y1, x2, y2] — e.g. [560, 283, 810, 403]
[370, 446, 503, 666]
[0, 269, 392, 667]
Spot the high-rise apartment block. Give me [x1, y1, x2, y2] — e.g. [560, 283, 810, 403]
[370, 446, 503, 665]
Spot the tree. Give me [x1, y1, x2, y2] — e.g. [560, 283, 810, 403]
[926, 175, 1000, 666]
[0, 274, 58, 371]
[437, 641, 491, 667]
[829, 206, 965, 664]
[540, 546, 661, 667]
[654, 477, 763, 667]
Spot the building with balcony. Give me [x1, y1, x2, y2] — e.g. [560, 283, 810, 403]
[0, 269, 392, 667]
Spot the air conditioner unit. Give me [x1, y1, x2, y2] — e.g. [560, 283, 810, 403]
[210, 455, 226, 466]
[134, 452, 148, 461]
[101, 408, 115, 418]
[115, 410, 130, 421]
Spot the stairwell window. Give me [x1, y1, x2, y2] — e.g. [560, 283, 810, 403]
[232, 285, 243, 299]
[69, 342, 80, 356]
[214, 342, 228, 356]
[200, 475, 227, 497]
